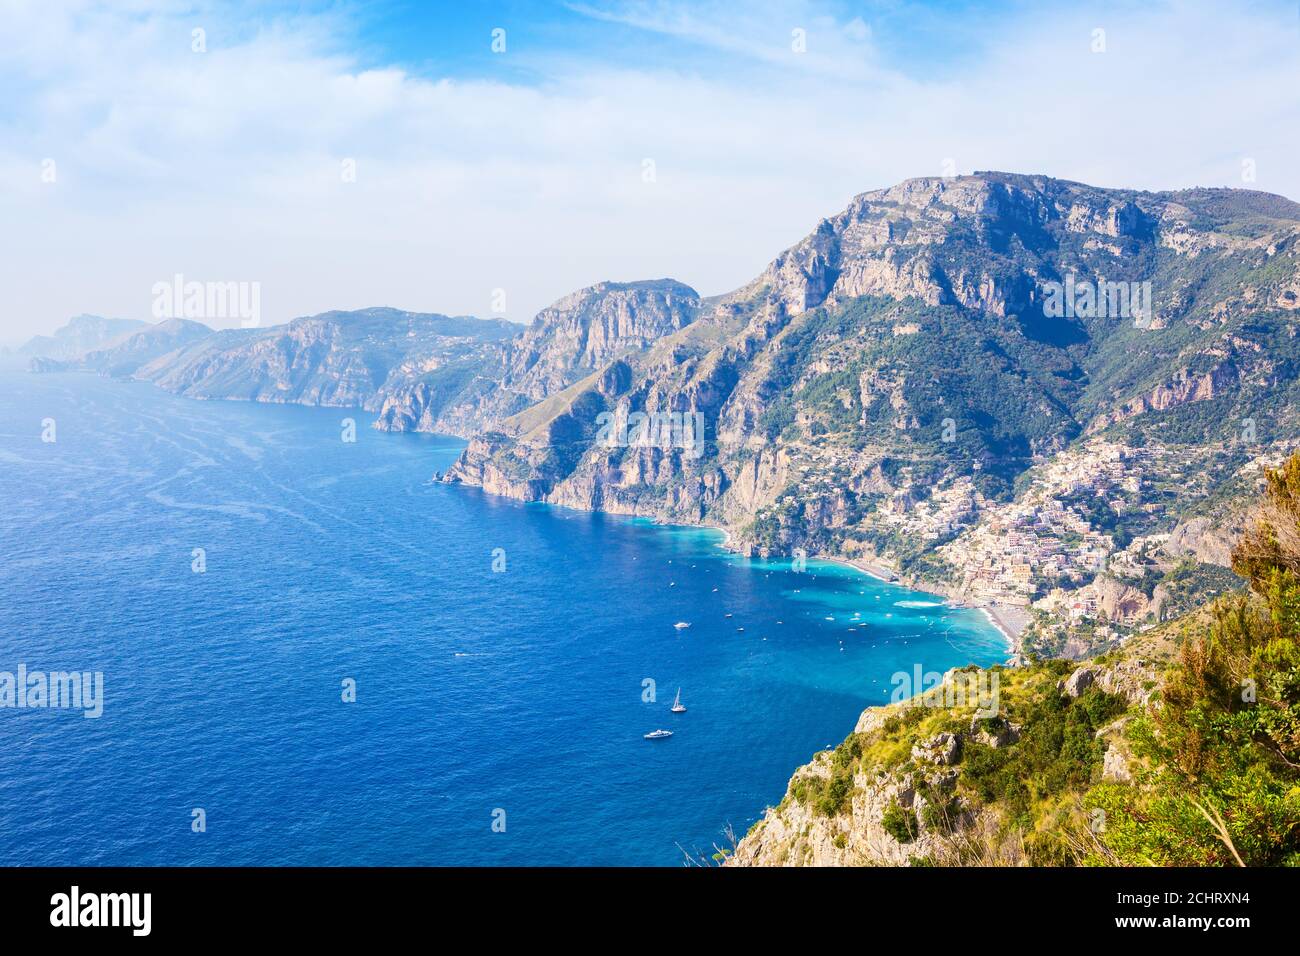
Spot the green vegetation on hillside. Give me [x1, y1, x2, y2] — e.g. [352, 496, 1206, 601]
[1084, 454, 1300, 865]
[770, 453, 1300, 866]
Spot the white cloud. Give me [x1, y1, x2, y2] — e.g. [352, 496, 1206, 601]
[2, 0, 1298, 344]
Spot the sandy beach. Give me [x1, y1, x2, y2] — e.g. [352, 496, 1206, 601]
[980, 603, 1032, 654]
[830, 556, 1030, 655]
[702, 532, 1030, 656]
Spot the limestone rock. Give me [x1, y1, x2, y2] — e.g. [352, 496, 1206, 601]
[1102, 744, 1133, 783]
[1063, 666, 1097, 698]
[911, 732, 961, 766]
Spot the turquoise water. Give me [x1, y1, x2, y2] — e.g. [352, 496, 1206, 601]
[0, 370, 1007, 865]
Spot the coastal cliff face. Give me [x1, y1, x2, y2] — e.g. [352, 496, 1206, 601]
[25, 307, 519, 420]
[503, 279, 700, 400]
[438, 174, 1298, 660]
[379, 279, 702, 437]
[728, 651, 1161, 867]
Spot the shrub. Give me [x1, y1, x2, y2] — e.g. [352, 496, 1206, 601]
[1087, 451, 1300, 865]
[881, 802, 919, 844]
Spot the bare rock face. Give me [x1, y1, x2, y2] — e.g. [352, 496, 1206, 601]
[855, 706, 892, 734]
[1095, 659, 1158, 707]
[501, 280, 700, 402]
[1166, 516, 1237, 567]
[1086, 358, 1240, 432]
[1063, 666, 1097, 698]
[1102, 743, 1134, 783]
[740, 175, 1067, 322]
[969, 714, 1020, 748]
[1092, 576, 1152, 624]
[397, 280, 701, 437]
[727, 753, 980, 867]
[911, 732, 962, 766]
[441, 433, 551, 500]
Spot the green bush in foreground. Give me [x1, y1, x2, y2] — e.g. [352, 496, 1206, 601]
[881, 802, 918, 844]
[1082, 453, 1300, 865]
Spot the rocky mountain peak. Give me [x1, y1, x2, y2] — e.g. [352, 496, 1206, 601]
[506, 278, 701, 400]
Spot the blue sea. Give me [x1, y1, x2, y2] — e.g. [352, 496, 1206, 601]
[0, 369, 1007, 865]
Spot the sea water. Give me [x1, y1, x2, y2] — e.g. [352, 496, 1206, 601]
[0, 371, 1006, 865]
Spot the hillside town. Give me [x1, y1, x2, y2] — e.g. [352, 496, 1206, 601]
[842, 437, 1298, 654]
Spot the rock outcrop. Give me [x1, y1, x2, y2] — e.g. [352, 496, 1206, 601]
[729, 654, 1159, 867]
[375, 280, 700, 436]
[435, 173, 1300, 582]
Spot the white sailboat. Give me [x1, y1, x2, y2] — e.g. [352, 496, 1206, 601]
[671, 688, 686, 713]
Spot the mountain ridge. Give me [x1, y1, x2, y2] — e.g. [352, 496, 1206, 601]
[28, 172, 1300, 657]
[26, 306, 521, 414]
[432, 171, 1300, 657]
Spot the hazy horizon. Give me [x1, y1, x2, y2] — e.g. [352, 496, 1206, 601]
[5, 0, 1300, 344]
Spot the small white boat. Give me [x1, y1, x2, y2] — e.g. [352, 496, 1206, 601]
[644, 729, 673, 740]
[671, 688, 687, 713]
[673, 621, 691, 630]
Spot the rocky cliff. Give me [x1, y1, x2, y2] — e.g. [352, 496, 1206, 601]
[436, 174, 1300, 597]
[30, 307, 520, 419]
[728, 650, 1160, 867]
[376, 279, 701, 437]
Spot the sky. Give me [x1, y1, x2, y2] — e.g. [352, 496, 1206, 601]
[2, 0, 1299, 343]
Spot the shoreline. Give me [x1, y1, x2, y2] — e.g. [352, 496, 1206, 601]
[439, 471, 1033, 663]
[693, 525, 1027, 658]
[828, 555, 1028, 659]
[979, 605, 1031, 659]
